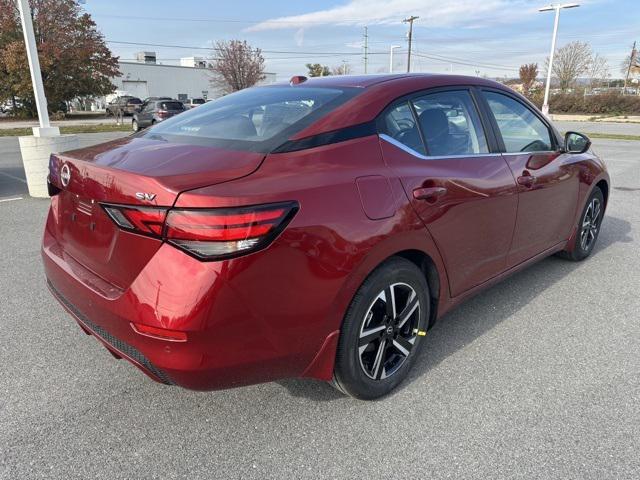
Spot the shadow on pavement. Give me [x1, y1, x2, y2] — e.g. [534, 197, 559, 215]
[279, 215, 632, 401]
[0, 166, 28, 198]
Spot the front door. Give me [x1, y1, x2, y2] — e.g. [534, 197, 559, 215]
[380, 89, 518, 297]
[480, 90, 580, 266]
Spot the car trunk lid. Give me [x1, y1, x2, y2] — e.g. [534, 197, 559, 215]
[48, 136, 265, 288]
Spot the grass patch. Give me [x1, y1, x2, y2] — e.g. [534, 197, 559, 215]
[584, 132, 640, 141]
[0, 123, 130, 137]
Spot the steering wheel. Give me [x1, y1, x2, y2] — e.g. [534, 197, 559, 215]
[521, 139, 549, 152]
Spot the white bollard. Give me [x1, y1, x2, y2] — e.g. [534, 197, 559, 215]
[18, 134, 79, 198]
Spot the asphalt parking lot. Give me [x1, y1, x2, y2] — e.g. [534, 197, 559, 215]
[1, 126, 639, 479]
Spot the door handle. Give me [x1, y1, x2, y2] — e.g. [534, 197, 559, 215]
[413, 186, 447, 202]
[517, 173, 536, 187]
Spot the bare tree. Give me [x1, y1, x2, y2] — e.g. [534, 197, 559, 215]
[587, 53, 609, 88]
[546, 41, 592, 92]
[518, 63, 538, 97]
[210, 40, 265, 93]
[331, 63, 352, 75]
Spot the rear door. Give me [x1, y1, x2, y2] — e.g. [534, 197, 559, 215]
[380, 88, 518, 297]
[479, 89, 580, 266]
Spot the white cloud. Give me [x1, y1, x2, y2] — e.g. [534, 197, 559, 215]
[246, 0, 537, 32]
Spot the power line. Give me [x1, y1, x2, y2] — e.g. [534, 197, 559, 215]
[107, 40, 391, 56]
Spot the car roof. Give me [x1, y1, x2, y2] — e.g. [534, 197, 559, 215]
[272, 73, 500, 89]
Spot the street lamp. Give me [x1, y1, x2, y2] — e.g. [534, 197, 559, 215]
[389, 45, 401, 73]
[539, 3, 580, 116]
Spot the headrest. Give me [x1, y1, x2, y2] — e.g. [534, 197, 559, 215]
[418, 109, 449, 140]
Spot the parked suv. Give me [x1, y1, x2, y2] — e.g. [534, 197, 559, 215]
[184, 98, 206, 109]
[106, 96, 142, 117]
[132, 100, 186, 131]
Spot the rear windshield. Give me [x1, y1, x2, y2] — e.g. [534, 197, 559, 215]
[160, 101, 184, 111]
[127, 98, 142, 104]
[146, 86, 359, 152]
[192, 98, 205, 105]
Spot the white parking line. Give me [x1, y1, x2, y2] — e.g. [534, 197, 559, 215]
[0, 171, 27, 183]
[0, 196, 24, 203]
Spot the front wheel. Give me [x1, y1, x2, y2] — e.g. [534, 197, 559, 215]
[333, 257, 429, 400]
[132, 119, 139, 132]
[559, 186, 604, 261]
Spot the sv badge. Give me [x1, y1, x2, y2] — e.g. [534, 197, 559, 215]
[135, 192, 157, 201]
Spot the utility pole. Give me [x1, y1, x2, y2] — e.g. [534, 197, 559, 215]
[363, 26, 369, 74]
[623, 41, 636, 94]
[539, 3, 580, 116]
[403, 16, 419, 73]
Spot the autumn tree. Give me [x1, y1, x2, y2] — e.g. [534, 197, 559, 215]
[210, 40, 265, 93]
[0, 0, 119, 116]
[306, 63, 331, 77]
[518, 63, 538, 97]
[546, 41, 592, 92]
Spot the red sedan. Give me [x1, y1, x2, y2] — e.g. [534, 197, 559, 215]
[43, 74, 609, 399]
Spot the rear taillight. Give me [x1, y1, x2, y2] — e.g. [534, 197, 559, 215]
[102, 205, 167, 237]
[101, 202, 298, 261]
[164, 202, 298, 260]
[157, 109, 169, 117]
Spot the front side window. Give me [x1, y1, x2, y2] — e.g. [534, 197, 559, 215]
[148, 86, 359, 151]
[411, 90, 489, 156]
[483, 91, 552, 153]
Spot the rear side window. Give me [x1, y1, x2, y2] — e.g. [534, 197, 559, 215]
[380, 102, 425, 155]
[483, 91, 552, 153]
[412, 90, 489, 156]
[160, 101, 184, 111]
[148, 86, 358, 151]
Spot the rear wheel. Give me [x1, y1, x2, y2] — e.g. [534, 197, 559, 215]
[559, 187, 604, 261]
[333, 257, 429, 400]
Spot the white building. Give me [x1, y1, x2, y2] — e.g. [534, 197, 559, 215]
[102, 51, 276, 106]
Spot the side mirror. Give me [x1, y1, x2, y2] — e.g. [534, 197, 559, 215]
[564, 131, 591, 154]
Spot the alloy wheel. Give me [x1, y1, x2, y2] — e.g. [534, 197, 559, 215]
[580, 197, 601, 251]
[358, 282, 421, 380]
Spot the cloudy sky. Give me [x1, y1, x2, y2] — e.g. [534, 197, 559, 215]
[84, 0, 640, 79]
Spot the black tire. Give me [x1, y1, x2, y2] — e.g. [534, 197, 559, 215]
[333, 257, 430, 400]
[558, 187, 604, 261]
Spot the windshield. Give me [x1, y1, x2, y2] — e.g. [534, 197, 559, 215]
[146, 86, 359, 152]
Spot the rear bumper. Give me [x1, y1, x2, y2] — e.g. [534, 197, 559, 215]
[41, 204, 340, 390]
[47, 280, 174, 385]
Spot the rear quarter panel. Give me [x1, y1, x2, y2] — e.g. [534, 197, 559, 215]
[174, 135, 448, 379]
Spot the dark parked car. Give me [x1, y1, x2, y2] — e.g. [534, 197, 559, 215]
[44, 74, 609, 399]
[106, 96, 142, 117]
[132, 100, 186, 131]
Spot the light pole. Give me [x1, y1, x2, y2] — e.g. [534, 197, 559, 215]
[16, 0, 78, 198]
[16, 0, 58, 137]
[539, 3, 580, 116]
[389, 45, 401, 73]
